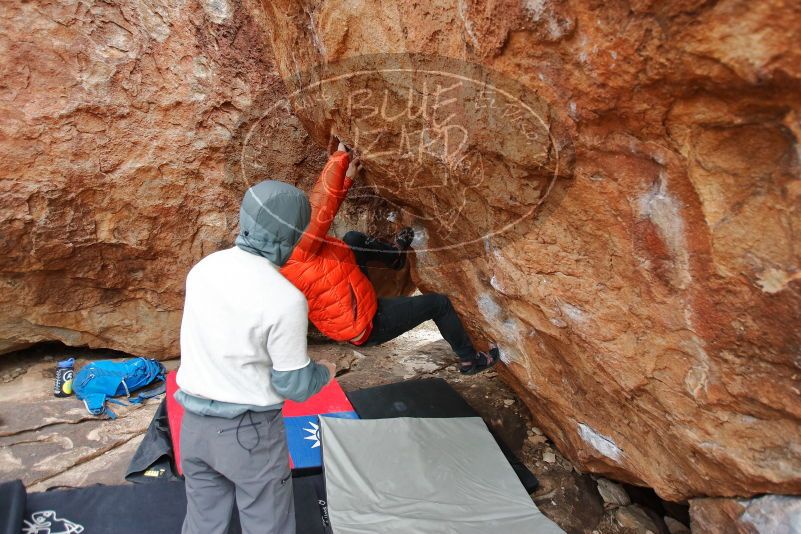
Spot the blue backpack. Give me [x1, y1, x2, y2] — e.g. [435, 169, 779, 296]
[73, 358, 166, 418]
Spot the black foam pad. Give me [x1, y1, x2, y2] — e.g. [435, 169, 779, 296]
[346, 378, 477, 419]
[125, 399, 181, 483]
[25, 481, 186, 534]
[22, 475, 330, 534]
[0, 480, 25, 534]
[293, 474, 333, 534]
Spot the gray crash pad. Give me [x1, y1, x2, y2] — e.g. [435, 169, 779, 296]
[320, 416, 564, 534]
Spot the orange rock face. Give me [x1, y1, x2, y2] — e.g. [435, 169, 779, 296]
[0, 0, 399, 356]
[259, 0, 801, 500]
[690, 495, 801, 533]
[0, 0, 282, 356]
[2, 0, 800, 504]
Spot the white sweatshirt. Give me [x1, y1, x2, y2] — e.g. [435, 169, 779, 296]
[176, 246, 311, 407]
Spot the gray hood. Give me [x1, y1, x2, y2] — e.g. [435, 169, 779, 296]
[235, 180, 311, 266]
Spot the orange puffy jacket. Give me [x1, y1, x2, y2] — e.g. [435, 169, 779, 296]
[280, 151, 377, 342]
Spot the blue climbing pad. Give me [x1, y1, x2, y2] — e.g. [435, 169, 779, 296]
[283, 380, 359, 470]
[284, 412, 359, 469]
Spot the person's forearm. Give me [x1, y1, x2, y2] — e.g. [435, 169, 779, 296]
[271, 361, 329, 402]
[321, 151, 352, 199]
[295, 151, 351, 256]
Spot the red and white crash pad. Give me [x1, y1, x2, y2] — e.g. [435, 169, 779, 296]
[165, 370, 357, 474]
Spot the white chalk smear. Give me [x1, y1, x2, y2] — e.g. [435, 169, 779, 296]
[490, 274, 504, 292]
[578, 423, 622, 462]
[200, 0, 231, 24]
[477, 293, 502, 322]
[559, 302, 587, 323]
[637, 174, 691, 289]
[741, 495, 801, 533]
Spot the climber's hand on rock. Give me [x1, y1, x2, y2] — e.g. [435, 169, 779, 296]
[319, 359, 336, 384]
[346, 155, 363, 180]
[337, 141, 350, 153]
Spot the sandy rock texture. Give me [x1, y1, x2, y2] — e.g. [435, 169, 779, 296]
[0, 349, 179, 491]
[690, 495, 801, 533]
[0, 0, 402, 357]
[259, 0, 801, 500]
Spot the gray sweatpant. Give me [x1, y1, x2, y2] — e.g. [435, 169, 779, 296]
[180, 408, 295, 534]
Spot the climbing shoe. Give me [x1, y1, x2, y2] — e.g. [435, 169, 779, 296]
[394, 227, 415, 250]
[390, 227, 415, 269]
[459, 347, 501, 375]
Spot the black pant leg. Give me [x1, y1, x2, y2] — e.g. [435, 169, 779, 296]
[365, 294, 476, 360]
[429, 295, 477, 361]
[343, 231, 401, 270]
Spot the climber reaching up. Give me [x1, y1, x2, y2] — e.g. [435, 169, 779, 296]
[264, 134, 500, 374]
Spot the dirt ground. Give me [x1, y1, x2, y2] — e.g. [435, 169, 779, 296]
[0, 323, 689, 534]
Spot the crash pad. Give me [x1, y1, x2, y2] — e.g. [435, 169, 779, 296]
[320, 416, 564, 534]
[125, 398, 180, 483]
[345, 378, 539, 493]
[164, 370, 357, 473]
[10, 475, 331, 534]
[0, 480, 25, 534]
[24, 480, 187, 534]
[283, 380, 359, 470]
[165, 370, 184, 476]
[150, 376, 534, 493]
[345, 377, 476, 419]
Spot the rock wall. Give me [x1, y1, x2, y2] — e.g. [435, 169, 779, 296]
[0, 0, 400, 357]
[2, 0, 800, 506]
[259, 0, 801, 500]
[690, 495, 801, 533]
